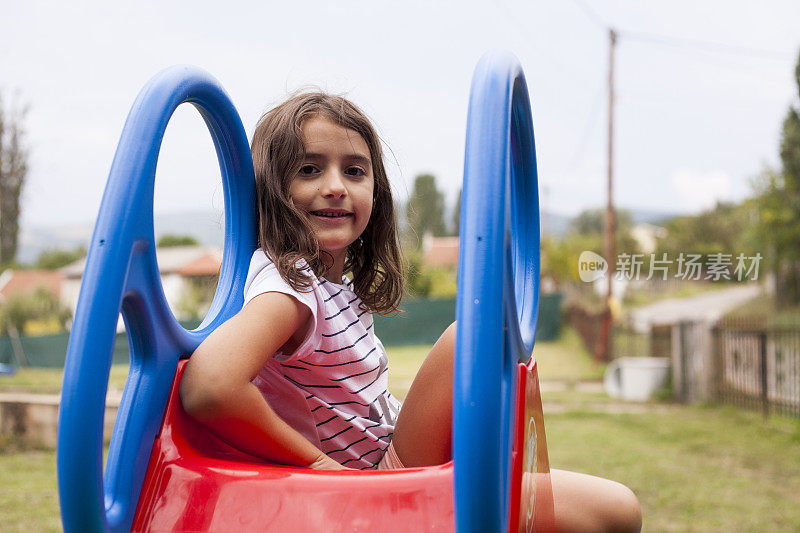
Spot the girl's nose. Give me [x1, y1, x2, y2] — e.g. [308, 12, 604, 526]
[321, 171, 347, 198]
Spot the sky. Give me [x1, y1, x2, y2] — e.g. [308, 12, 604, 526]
[2, 0, 799, 235]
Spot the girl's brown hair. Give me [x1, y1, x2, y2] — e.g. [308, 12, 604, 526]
[251, 91, 404, 316]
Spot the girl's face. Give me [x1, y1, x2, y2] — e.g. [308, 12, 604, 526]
[289, 116, 375, 274]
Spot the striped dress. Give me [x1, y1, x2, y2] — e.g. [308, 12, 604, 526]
[244, 250, 402, 469]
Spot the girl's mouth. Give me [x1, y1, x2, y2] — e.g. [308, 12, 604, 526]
[310, 209, 352, 218]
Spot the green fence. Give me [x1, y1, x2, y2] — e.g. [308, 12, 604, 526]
[373, 298, 457, 346]
[0, 319, 203, 369]
[536, 293, 563, 342]
[0, 331, 131, 368]
[0, 295, 563, 367]
[374, 293, 562, 346]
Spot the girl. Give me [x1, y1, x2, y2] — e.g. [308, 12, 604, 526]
[180, 92, 642, 532]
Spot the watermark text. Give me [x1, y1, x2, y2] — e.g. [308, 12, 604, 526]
[577, 252, 762, 282]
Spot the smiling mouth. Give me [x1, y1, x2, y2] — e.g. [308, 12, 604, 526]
[310, 210, 353, 218]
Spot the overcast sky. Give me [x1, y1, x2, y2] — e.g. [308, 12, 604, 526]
[2, 0, 799, 235]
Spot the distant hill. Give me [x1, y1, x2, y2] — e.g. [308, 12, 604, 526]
[540, 207, 681, 239]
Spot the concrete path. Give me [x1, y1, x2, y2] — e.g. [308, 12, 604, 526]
[629, 284, 761, 331]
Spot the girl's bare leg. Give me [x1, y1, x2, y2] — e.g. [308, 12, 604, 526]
[392, 322, 641, 532]
[391, 322, 456, 467]
[546, 469, 641, 533]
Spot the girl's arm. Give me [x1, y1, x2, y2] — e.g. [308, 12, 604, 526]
[179, 291, 348, 469]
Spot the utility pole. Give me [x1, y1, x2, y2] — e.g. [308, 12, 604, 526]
[606, 28, 616, 306]
[595, 28, 617, 362]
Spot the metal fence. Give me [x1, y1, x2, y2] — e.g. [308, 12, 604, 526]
[714, 318, 800, 419]
[608, 315, 800, 419]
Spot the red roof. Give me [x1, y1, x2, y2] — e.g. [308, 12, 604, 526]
[423, 237, 459, 267]
[0, 270, 63, 299]
[176, 252, 222, 277]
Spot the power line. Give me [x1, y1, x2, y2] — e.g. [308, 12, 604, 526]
[570, 0, 609, 30]
[621, 29, 794, 62]
[568, 0, 794, 63]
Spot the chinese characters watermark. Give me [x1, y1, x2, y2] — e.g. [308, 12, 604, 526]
[577, 252, 762, 282]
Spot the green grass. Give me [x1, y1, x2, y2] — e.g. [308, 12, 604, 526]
[385, 344, 429, 400]
[532, 327, 605, 381]
[0, 365, 130, 395]
[545, 404, 800, 532]
[724, 292, 800, 327]
[0, 449, 61, 532]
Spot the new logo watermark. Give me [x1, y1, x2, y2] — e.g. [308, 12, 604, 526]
[578, 251, 608, 282]
[577, 252, 762, 282]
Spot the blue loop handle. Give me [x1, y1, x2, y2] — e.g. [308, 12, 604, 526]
[57, 66, 257, 533]
[453, 50, 541, 532]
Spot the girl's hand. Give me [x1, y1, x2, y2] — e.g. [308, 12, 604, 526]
[306, 453, 353, 470]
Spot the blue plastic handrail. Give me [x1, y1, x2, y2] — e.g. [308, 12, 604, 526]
[453, 50, 541, 533]
[57, 66, 257, 532]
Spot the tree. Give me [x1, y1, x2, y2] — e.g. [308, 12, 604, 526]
[657, 202, 755, 258]
[568, 207, 638, 256]
[538, 208, 641, 290]
[34, 246, 86, 270]
[0, 286, 72, 335]
[451, 188, 461, 236]
[570, 208, 632, 236]
[754, 48, 800, 304]
[157, 234, 199, 247]
[0, 95, 28, 266]
[405, 174, 446, 246]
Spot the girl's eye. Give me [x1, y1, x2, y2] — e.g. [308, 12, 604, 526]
[298, 165, 318, 176]
[345, 166, 366, 177]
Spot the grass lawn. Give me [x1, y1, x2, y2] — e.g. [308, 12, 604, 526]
[0, 364, 130, 395]
[546, 405, 800, 532]
[0, 448, 61, 532]
[724, 292, 800, 327]
[530, 327, 606, 382]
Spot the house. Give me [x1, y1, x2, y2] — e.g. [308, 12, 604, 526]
[630, 222, 668, 255]
[0, 269, 64, 301]
[422, 235, 459, 268]
[61, 245, 222, 324]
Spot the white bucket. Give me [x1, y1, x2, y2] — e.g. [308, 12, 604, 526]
[604, 357, 670, 402]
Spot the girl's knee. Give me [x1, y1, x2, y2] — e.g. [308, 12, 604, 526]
[551, 470, 641, 533]
[605, 482, 642, 533]
[583, 479, 641, 533]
